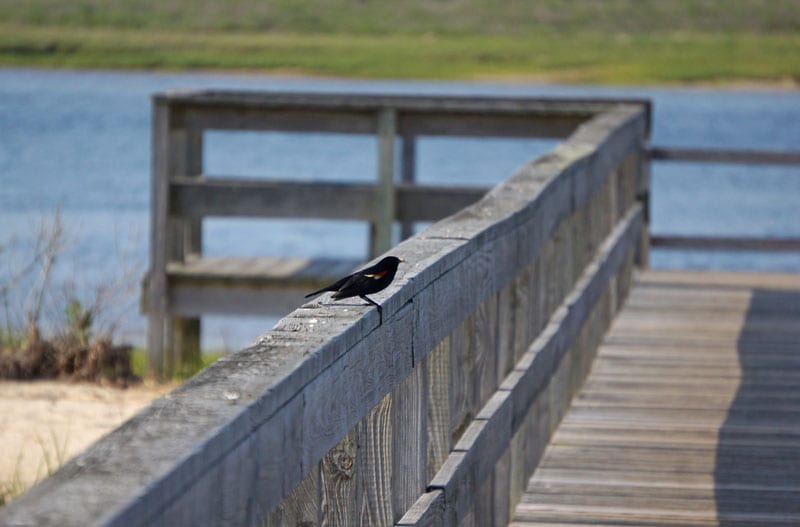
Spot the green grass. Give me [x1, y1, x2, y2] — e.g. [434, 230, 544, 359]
[0, 428, 69, 506]
[130, 347, 224, 381]
[0, 454, 26, 507]
[1, 0, 799, 84]
[1, 0, 799, 35]
[1, 24, 798, 84]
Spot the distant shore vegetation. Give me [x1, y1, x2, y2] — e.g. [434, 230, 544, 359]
[0, 0, 798, 85]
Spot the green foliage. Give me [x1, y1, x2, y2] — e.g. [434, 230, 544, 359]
[129, 347, 147, 379]
[0, 328, 24, 351]
[34, 429, 69, 478]
[129, 347, 224, 381]
[65, 299, 92, 346]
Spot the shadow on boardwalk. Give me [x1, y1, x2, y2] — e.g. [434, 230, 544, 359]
[715, 288, 800, 525]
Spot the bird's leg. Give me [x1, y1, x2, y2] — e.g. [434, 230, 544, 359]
[360, 295, 383, 323]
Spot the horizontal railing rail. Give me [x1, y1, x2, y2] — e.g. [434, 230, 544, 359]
[162, 90, 652, 137]
[648, 145, 800, 253]
[649, 146, 800, 166]
[651, 234, 800, 252]
[170, 177, 489, 222]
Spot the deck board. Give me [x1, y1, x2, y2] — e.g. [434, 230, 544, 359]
[509, 269, 800, 527]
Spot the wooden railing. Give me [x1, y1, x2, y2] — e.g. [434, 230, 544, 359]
[649, 146, 800, 253]
[0, 96, 649, 526]
[143, 91, 650, 376]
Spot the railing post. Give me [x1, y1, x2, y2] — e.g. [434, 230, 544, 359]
[146, 98, 172, 377]
[400, 132, 416, 240]
[147, 99, 203, 378]
[635, 141, 651, 268]
[169, 125, 204, 374]
[371, 108, 397, 258]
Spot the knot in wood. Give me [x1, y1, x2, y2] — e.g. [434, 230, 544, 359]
[333, 450, 355, 478]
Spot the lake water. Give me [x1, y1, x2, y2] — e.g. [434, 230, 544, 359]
[1, 67, 799, 350]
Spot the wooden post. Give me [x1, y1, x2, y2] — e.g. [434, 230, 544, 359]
[371, 108, 397, 258]
[147, 100, 203, 378]
[147, 99, 176, 377]
[182, 129, 204, 258]
[400, 133, 416, 240]
[635, 143, 650, 268]
[168, 126, 204, 374]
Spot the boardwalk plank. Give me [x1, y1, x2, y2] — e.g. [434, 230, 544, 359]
[510, 270, 800, 526]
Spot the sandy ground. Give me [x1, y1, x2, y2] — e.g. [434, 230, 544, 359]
[0, 380, 174, 500]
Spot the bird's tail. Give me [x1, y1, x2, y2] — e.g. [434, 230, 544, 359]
[305, 275, 350, 298]
[304, 285, 336, 298]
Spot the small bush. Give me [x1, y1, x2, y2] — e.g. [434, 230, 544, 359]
[0, 334, 137, 387]
[0, 213, 141, 386]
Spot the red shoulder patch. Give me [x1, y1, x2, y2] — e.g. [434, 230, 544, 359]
[365, 270, 388, 279]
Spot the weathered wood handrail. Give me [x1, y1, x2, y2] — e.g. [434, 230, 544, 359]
[1, 98, 649, 526]
[161, 90, 650, 137]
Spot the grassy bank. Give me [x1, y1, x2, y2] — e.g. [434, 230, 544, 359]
[1, 0, 799, 84]
[2, 0, 799, 35]
[1, 24, 799, 85]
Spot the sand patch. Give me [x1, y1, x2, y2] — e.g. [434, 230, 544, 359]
[0, 380, 173, 503]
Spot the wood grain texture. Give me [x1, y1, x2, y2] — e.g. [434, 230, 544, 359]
[425, 338, 451, 483]
[301, 302, 414, 473]
[321, 429, 358, 526]
[511, 270, 800, 526]
[449, 316, 476, 446]
[357, 394, 394, 526]
[495, 286, 516, 386]
[492, 447, 512, 527]
[391, 362, 427, 524]
[473, 293, 500, 427]
[266, 465, 319, 527]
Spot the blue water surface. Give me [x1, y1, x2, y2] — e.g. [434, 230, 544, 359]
[1, 68, 799, 349]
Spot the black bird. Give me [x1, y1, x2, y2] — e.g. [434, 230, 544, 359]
[305, 256, 403, 317]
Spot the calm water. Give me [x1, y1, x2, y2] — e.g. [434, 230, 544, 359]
[1, 67, 799, 349]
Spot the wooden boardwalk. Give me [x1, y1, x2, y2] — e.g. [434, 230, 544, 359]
[510, 269, 800, 527]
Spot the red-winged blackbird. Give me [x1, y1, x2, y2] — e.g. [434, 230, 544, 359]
[305, 256, 403, 316]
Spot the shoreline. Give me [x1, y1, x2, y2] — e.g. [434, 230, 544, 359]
[4, 63, 799, 93]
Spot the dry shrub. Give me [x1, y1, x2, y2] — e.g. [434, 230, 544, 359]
[0, 335, 137, 387]
[1, 212, 142, 387]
